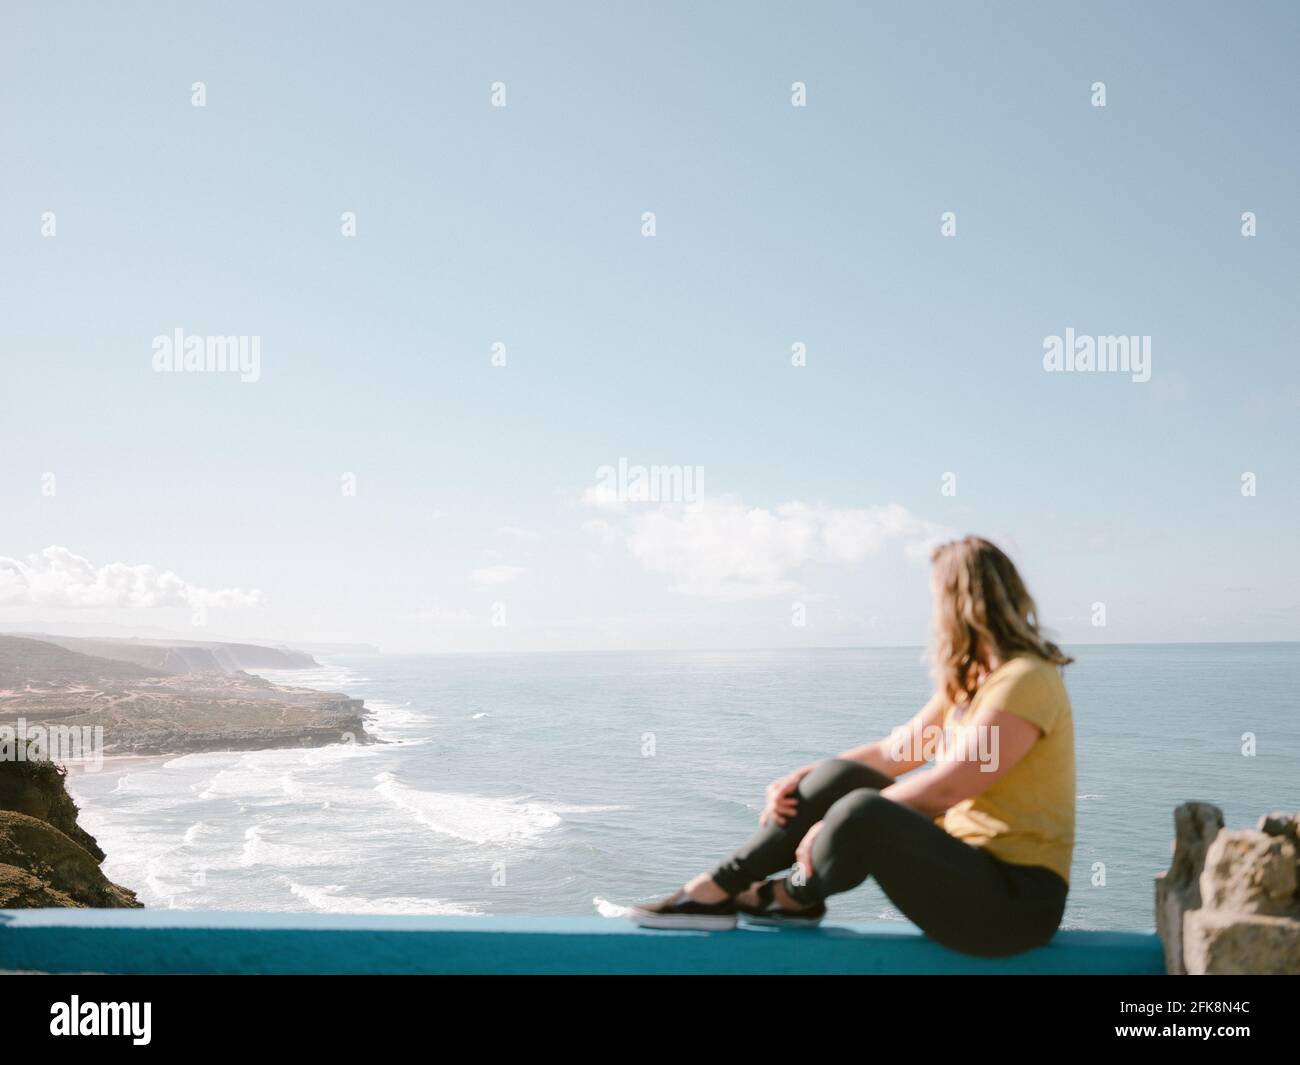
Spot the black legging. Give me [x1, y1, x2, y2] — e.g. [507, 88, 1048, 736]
[710, 758, 1068, 957]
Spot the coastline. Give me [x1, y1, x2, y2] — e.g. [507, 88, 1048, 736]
[1, 636, 381, 912]
[63, 754, 176, 778]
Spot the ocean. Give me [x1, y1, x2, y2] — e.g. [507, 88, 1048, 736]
[66, 644, 1300, 930]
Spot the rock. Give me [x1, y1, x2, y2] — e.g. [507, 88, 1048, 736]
[1184, 910, 1300, 976]
[1258, 811, 1300, 849]
[1154, 801, 1223, 975]
[1157, 803, 1300, 974]
[1199, 830, 1298, 917]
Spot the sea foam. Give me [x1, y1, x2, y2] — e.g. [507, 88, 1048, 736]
[372, 772, 562, 844]
[288, 882, 481, 916]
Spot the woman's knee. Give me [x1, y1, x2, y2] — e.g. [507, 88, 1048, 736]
[802, 788, 892, 896]
[799, 759, 891, 801]
[823, 787, 895, 838]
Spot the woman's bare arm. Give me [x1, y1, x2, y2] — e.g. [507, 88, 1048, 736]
[836, 694, 948, 779]
[881, 705, 1042, 816]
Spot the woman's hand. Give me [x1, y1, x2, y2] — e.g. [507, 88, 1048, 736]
[795, 821, 825, 881]
[760, 764, 815, 826]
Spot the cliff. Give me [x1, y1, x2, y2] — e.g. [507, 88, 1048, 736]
[0, 753, 140, 908]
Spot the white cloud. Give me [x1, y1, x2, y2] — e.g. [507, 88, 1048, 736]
[469, 564, 527, 586]
[582, 518, 621, 548]
[580, 482, 626, 512]
[0, 546, 262, 611]
[622, 498, 951, 600]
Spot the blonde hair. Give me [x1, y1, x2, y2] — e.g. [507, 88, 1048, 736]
[929, 536, 1072, 704]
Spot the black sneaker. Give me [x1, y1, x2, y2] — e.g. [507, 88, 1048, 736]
[736, 878, 826, 928]
[628, 889, 739, 931]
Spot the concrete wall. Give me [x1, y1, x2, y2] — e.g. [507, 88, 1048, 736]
[0, 910, 1164, 975]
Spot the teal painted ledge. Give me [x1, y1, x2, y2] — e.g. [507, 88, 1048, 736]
[0, 910, 1164, 975]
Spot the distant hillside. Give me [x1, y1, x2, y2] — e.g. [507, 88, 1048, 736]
[0, 634, 166, 687]
[0, 634, 369, 756]
[24, 635, 318, 675]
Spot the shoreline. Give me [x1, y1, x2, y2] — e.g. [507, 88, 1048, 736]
[62, 753, 173, 778]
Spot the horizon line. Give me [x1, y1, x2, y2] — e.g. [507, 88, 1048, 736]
[317, 638, 1300, 658]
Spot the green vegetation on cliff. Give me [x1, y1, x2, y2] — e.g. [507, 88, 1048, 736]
[0, 750, 141, 909]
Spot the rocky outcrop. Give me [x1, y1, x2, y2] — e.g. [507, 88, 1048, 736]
[1155, 802, 1300, 974]
[0, 754, 140, 909]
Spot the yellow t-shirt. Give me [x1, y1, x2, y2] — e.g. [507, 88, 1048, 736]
[936, 654, 1075, 883]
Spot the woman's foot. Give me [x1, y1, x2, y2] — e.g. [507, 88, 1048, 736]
[627, 876, 738, 930]
[736, 877, 827, 928]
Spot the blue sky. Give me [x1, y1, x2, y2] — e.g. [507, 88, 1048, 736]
[2, 1, 1298, 652]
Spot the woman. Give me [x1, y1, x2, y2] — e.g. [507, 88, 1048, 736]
[629, 536, 1076, 957]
